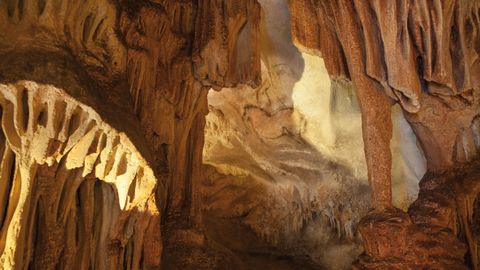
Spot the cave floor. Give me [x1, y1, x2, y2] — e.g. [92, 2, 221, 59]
[162, 212, 324, 270]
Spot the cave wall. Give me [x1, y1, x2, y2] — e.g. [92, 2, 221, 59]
[0, 0, 262, 269]
[201, 0, 426, 268]
[0, 53, 161, 269]
[288, 0, 480, 269]
[0, 0, 478, 269]
[0, 1, 164, 268]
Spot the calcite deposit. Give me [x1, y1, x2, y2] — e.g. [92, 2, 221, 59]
[0, 0, 478, 269]
[0, 54, 162, 269]
[289, 0, 480, 269]
[202, 0, 426, 268]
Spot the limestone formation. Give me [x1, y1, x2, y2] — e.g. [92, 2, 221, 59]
[0, 80, 161, 269]
[0, 0, 478, 269]
[289, 0, 480, 268]
[193, 0, 262, 88]
[202, 1, 426, 268]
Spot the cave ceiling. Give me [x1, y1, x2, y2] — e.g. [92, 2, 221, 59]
[0, 0, 478, 269]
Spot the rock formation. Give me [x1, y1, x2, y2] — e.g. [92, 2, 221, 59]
[289, 0, 480, 269]
[0, 0, 478, 269]
[0, 0, 262, 269]
[0, 54, 162, 269]
[202, 0, 426, 268]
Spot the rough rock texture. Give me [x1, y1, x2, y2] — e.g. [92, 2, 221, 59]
[354, 164, 480, 270]
[116, 1, 264, 268]
[118, 0, 208, 222]
[0, 1, 165, 268]
[0, 0, 262, 269]
[0, 0, 127, 82]
[288, 0, 480, 268]
[117, 0, 262, 218]
[0, 0, 478, 269]
[201, 0, 426, 269]
[193, 0, 262, 88]
[0, 52, 162, 269]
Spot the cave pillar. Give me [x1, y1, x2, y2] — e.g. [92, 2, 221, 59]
[288, 0, 480, 268]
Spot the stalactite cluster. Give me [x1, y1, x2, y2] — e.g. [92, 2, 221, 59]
[0, 0, 126, 81]
[0, 0, 478, 269]
[288, 0, 480, 269]
[1, 0, 263, 269]
[193, 0, 261, 88]
[117, 0, 261, 216]
[0, 81, 160, 269]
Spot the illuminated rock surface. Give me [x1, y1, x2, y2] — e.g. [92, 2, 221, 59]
[0, 0, 478, 269]
[289, 0, 480, 269]
[202, 0, 425, 268]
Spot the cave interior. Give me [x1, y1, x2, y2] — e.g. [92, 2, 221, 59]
[0, 0, 479, 269]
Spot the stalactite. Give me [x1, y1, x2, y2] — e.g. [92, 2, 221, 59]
[0, 0, 126, 82]
[0, 0, 271, 268]
[193, 0, 262, 89]
[288, 0, 480, 268]
[118, 0, 262, 220]
[0, 82, 161, 269]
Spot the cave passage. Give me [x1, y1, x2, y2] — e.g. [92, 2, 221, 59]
[0, 0, 478, 269]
